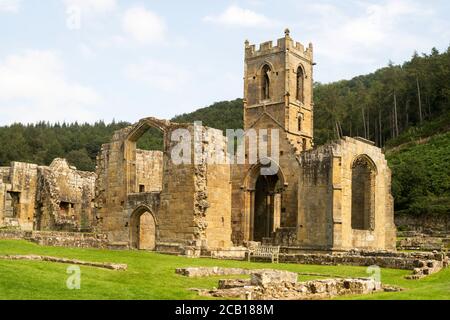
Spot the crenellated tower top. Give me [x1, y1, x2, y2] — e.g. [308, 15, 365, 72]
[243, 29, 315, 152]
[244, 30, 313, 62]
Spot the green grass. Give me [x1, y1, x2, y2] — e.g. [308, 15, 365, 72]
[0, 240, 449, 300]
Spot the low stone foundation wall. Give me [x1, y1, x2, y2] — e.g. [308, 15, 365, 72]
[0, 229, 25, 240]
[277, 250, 448, 279]
[397, 236, 450, 251]
[395, 213, 450, 235]
[0, 254, 127, 270]
[278, 250, 447, 270]
[0, 229, 108, 249]
[215, 278, 382, 300]
[207, 247, 248, 259]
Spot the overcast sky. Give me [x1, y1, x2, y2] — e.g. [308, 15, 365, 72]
[0, 0, 449, 125]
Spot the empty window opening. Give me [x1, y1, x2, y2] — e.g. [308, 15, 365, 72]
[5, 191, 20, 218]
[351, 156, 376, 231]
[296, 66, 304, 103]
[59, 202, 74, 216]
[262, 65, 271, 100]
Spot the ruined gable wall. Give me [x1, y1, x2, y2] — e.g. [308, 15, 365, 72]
[36, 159, 96, 231]
[158, 124, 234, 251]
[135, 150, 163, 192]
[334, 137, 396, 251]
[9, 162, 38, 230]
[231, 114, 301, 245]
[230, 163, 248, 245]
[95, 127, 133, 241]
[297, 145, 334, 249]
[0, 167, 9, 225]
[204, 128, 232, 249]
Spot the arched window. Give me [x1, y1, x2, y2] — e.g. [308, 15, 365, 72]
[262, 65, 271, 100]
[351, 156, 376, 230]
[297, 113, 303, 132]
[296, 66, 304, 103]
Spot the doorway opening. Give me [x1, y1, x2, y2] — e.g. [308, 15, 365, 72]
[130, 207, 156, 250]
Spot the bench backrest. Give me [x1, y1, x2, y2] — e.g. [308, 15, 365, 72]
[253, 245, 280, 255]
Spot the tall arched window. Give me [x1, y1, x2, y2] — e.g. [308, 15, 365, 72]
[296, 66, 304, 103]
[351, 156, 376, 231]
[262, 65, 271, 100]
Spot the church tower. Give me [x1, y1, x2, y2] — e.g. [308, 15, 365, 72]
[243, 29, 314, 152]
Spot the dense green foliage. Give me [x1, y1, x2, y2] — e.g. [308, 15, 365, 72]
[1, 240, 449, 300]
[172, 99, 244, 132]
[386, 131, 450, 215]
[314, 47, 450, 146]
[0, 121, 130, 172]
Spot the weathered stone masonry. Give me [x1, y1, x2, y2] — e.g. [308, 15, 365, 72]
[0, 30, 397, 256]
[95, 118, 232, 254]
[0, 159, 95, 232]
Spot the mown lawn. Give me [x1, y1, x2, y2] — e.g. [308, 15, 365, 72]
[0, 240, 449, 300]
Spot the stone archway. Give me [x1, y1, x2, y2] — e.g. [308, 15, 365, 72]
[124, 117, 168, 194]
[351, 155, 377, 231]
[130, 206, 157, 250]
[253, 174, 281, 241]
[242, 160, 286, 242]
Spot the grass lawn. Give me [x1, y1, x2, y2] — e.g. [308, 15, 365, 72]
[0, 240, 449, 300]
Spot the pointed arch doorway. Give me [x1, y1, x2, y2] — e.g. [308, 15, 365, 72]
[243, 161, 286, 242]
[253, 174, 281, 241]
[130, 206, 157, 250]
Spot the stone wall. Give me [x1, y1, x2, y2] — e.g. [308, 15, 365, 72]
[279, 250, 447, 274]
[297, 137, 396, 251]
[96, 118, 233, 253]
[135, 150, 163, 192]
[0, 162, 38, 230]
[230, 121, 301, 245]
[297, 145, 333, 249]
[36, 159, 96, 232]
[395, 213, 450, 235]
[0, 229, 108, 248]
[0, 160, 96, 233]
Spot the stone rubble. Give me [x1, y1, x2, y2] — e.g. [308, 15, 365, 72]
[185, 268, 382, 300]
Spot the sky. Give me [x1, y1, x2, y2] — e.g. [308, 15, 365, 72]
[0, 0, 449, 125]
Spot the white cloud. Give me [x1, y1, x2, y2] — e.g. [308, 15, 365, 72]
[63, 0, 116, 15]
[124, 59, 189, 92]
[79, 43, 96, 59]
[203, 5, 277, 28]
[300, 0, 438, 77]
[0, 50, 102, 124]
[122, 6, 166, 44]
[0, 0, 20, 13]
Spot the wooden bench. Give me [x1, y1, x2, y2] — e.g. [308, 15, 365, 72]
[247, 245, 280, 263]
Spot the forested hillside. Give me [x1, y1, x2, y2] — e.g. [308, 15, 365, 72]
[0, 121, 129, 172]
[0, 48, 448, 215]
[314, 47, 450, 146]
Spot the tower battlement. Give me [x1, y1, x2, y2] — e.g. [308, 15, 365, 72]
[245, 29, 313, 61]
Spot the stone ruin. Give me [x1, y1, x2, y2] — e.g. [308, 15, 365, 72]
[0, 30, 448, 289]
[90, 31, 396, 255]
[0, 159, 95, 232]
[176, 267, 382, 300]
[0, 30, 403, 257]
